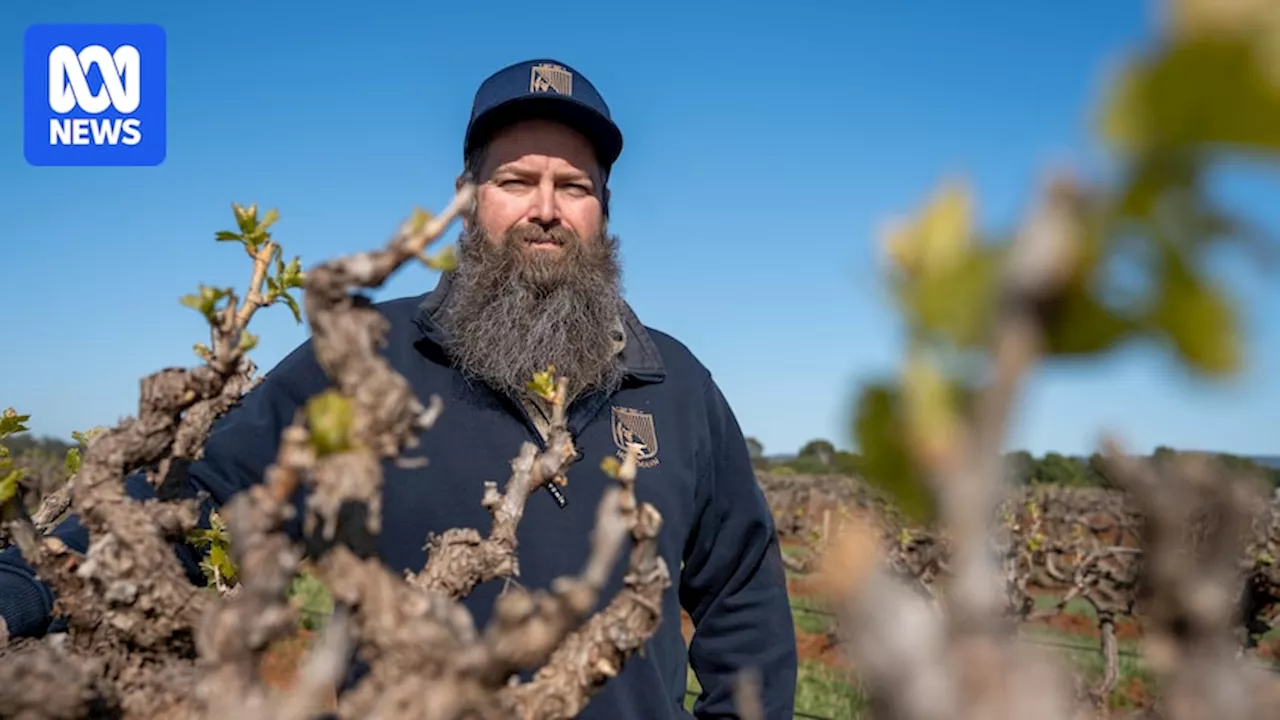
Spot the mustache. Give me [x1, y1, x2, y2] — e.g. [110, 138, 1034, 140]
[505, 223, 577, 247]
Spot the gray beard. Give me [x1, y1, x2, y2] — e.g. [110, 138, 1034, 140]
[436, 220, 628, 401]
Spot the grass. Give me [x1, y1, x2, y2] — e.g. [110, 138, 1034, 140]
[790, 591, 834, 635]
[684, 662, 869, 720]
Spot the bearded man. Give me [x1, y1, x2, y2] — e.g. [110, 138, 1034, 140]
[0, 58, 798, 720]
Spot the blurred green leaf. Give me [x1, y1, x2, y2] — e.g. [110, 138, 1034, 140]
[0, 409, 30, 438]
[882, 179, 975, 280]
[288, 570, 334, 630]
[525, 365, 559, 401]
[422, 246, 458, 273]
[1150, 245, 1242, 376]
[1043, 285, 1138, 356]
[65, 447, 81, 474]
[0, 468, 21, 506]
[408, 207, 433, 235]
[902, 352, 962, 468]
[179, 285, 232, 325]
[206, 543, 237, 585]
[214, 231, 242, 243]
[600, 456, 621, 478]
[905, 244, 1003, 348]
[306, 390, 355, 456]
[851, 384, 934, 523]
[1101, 36, 1280, 155]
[1113, 151, 1200, 221]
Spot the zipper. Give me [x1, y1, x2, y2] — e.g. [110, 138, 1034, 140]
[504, 391, 572, 509]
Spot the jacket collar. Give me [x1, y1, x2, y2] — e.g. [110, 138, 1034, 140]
[412, 270, 666, 383]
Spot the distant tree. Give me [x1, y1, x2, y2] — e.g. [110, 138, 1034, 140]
[744, 436, 764, 460]
[831, 450, 862, 477]
[1085, 452, 1113, 487]
[1152, 445, 1179, 466]
[797, 439, 836, 466]
[1004, 450, 1036, 485]
[1034, 452, 1084, 485]
[1218, 453, 1280, 489]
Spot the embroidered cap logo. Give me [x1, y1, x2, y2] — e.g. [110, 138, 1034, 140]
[529, 63, 573, 95]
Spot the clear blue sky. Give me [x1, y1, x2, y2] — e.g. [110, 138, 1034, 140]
[2, 0, 1276, 458]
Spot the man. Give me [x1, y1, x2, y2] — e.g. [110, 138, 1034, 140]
[0, 58, 798, 719]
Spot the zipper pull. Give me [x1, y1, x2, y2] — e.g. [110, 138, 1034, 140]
[544, 483, 568, 508]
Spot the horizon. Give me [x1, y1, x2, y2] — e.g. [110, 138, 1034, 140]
[2, 1, 1277, 458]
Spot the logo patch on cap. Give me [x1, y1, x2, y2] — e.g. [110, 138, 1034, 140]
[529, 63, 573, 95]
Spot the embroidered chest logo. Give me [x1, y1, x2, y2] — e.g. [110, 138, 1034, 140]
[610, 406, 659, 468]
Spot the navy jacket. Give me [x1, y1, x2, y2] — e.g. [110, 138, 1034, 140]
[0, 274, 798, 719]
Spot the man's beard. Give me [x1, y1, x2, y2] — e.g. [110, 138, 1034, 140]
[437, 220, 627, 401]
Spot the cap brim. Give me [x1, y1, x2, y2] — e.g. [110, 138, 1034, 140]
[464, 95, 623, 170]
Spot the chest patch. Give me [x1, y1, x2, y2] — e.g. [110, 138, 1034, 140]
[610, 406, 660, 469]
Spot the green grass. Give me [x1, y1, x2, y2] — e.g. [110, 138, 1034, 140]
[685, 662, 868, 720]
[680, 568, 864, 719]
[781, 543, 809, 558]
[790, 590, 834, 635]
[1017, 623, 1154, 709]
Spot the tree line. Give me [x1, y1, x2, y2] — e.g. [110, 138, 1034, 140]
[747, 436, 1280, 489]
[9, 428, 1276, 494]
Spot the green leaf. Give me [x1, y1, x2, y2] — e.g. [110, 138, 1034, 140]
[1043, 285, 1138, 356]
[1113, 151, 1200, 221]
[408, 207, 433, 234]
[306, 390, 355, 456]
[1100, 36, 1280, 155]
[214, 230, 242, 243]
[851, 384, 934, 523]
[901, 351, 962, 466]
[65, 447, 81, 474]
[279, 256, 305, 289]
[280, 292, 303, 324]
[208, 543, 238, 584]
[179, 285, 232, 324]
[260, 207, 279, 230]
[600, 456, 621, 478]
[525, 365, 559, 400]
[905, 244, 1003, 348]
[1150, 246, 1242, 377]
[0, 409, 30, 438]
[233, 202, 259, 235]
[288, 571, 334, 630]
[421, 246, 458, 273]
[0, 468, 21, 506]
[882, 179, 975, 279]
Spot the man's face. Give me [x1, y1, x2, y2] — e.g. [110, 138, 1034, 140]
[463, 119, 608, 287]
[440, 118, 625, 400]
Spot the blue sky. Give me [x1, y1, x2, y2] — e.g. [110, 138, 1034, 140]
[1, 0, 1276, 458]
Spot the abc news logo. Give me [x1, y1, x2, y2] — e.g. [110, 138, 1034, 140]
[23, 24, 167, 167]
[48, 44, 144, 147]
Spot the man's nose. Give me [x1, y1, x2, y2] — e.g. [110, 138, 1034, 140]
[527, 180, 559, 227]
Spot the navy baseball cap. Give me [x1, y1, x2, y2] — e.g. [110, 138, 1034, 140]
[463, 58, 623, 174]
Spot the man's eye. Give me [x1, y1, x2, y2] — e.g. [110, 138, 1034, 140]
[562, 183, 591, 195]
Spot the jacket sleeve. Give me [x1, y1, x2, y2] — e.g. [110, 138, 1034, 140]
[679, 375, 797, 720]
[0, 339, 325, 639]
